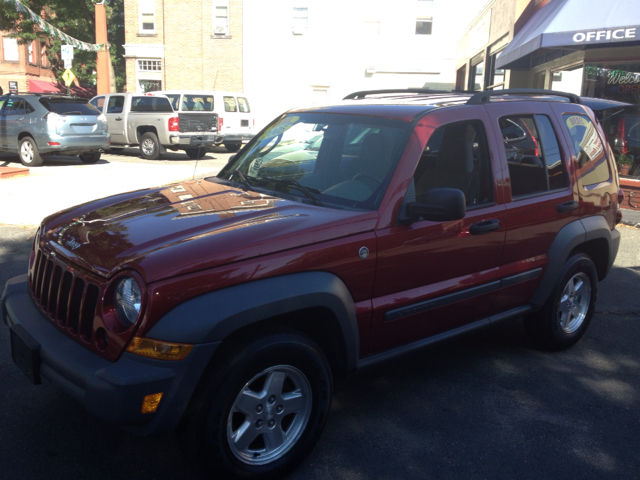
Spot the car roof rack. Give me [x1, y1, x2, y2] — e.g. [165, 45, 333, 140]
[2, 92, 77, 97]
[466, 88, 582, 105]
[343, 89, 469, 100]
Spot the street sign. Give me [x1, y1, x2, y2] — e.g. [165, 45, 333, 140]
[9, 81, 18, 93]
[61, 45, 74, 60]
[64, 58, 72, 70]
[62, 69, 76, 87]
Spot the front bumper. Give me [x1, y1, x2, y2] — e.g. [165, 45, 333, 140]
[38, 133, 111, 155]
[169, 133, 224, 146]
[2, 275, 219, 435]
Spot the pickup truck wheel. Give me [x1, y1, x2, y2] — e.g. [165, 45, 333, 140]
[178, 331, 332, 479]
[225, 142, 241, 152]
[18, 137, 44, 167]
[524, 253, 598, 351]
[78, 152, 101, 164]
[185, 147, 207, 159]
[140, 132, 161, 160]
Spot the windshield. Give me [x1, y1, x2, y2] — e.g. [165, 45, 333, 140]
[217, 113, 409, 210]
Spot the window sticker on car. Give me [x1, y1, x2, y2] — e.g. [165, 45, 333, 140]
[579, 122, 604, 161]
[257, 115, 300, 141]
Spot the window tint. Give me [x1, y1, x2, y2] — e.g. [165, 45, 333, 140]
[414, 120, 494, 207]
[182, 95, 213, 111]
[500, 115, 568, 198]
[238, 97, 250, 113]
[107, 95, 125, 114]
[165, 94, 180, 110]
[131, 96, 173, 112]
[4, 98, 24, 116]
[39, 98, 99, 115]
[562, 114, 610, 187]
[90, 96, 105, 112]
[224, 96, 237, 112]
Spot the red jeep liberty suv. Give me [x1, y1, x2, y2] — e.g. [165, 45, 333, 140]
[2, 89, 622, 479]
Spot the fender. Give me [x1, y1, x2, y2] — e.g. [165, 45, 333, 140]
[530, 216, 618, 307]
[147, 271, 360, 372]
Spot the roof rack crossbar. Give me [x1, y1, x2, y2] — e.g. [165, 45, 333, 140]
[466, 88, 582, 105]
[343, 89, 465, 100]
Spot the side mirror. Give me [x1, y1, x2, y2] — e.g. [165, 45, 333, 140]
[405, 187, 466, 222]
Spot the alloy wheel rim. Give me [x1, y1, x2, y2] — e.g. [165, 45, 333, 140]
[557, 272, 591, 334]
[142, 139, 155, 155]
[226, 365, 312, 466]
[21, 141, 34, 163]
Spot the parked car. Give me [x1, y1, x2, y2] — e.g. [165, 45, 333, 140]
[3, 89, 622, 479]
[89, 92, 223, 160]
[150, 90, 255, 152]
[0, 93, 110, 167]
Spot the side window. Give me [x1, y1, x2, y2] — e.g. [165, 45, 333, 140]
[4, 98, 24, 116]
[90, 96, 105, 112]
[107, 96, 125, 114]
[237, 97, 250, 113]
[414, 120, 494, 207]
[500, 115, 568, 198]
[224, 96, 237, 112]
[165, 95, 180, 110]
[24, 101, 35, 114]
[562, 114, 609, 187]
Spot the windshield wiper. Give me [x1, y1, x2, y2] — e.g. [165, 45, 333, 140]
[259, 176, 322, 205]
[231, 170, 255, 191]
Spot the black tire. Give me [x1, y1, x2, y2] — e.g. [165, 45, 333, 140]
[18, 137, 44, 167]
[139, 132, 161, 160]
[524, 253, 598, 351]
[185, 147, 207, 159]
[79, 152, 101, 164]
[225, 142, 241, 152]
[178, 330, 332, 480]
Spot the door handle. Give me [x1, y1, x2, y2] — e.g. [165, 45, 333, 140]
[470, 219, 501, 235]
[115, 117, 123, 121]
[557, 200, 578, 213]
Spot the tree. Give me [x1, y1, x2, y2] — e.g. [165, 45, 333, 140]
[0, 0, 125, 91]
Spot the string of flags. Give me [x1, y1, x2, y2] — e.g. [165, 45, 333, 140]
[2, 0, 109, 52]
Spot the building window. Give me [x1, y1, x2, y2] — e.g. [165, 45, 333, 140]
[469, 60, 484, 91]
[311, 87, 329, 105]
[137, 59, 162, 71]
[139, 0, 156, 34]
[2, 37, 19, 61]
[213, 0, 229, 36]
[486, 50, 505, 90]
[136, 59, 162, 93]
[416, 0, 433, 35]
[293, 6, 308, 35]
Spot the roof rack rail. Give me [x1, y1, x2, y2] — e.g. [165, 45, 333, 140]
[343, 88, 466, 100]
[2, 92, 77, 97]
[466, 88, 582, 105]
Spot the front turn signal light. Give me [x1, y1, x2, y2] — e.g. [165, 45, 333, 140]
[141, 392, 164, 414]
[126, 336, 193, 361]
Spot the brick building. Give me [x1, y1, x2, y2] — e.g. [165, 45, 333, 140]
[0, 33, 56, 94]
[123, 0, 243, 93]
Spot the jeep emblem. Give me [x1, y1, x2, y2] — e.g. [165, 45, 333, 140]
[358, 247, 369, 259]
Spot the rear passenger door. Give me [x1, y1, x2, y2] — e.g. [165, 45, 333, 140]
[484, 102, 578, 313]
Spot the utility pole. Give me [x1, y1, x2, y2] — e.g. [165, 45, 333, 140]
[95, 1, 110, 94]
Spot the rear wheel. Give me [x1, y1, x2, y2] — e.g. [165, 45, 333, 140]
[225, 142, 241, 152]
[79, 152, 101, 164]
[524, 253, 598, 351]
[178, 330, 332, 479]
[185, 147, 207, 159]
[18, 137, 44, 167]
[140, 132, 161, 160]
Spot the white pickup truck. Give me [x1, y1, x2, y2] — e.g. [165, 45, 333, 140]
[89, 93, 224, 159]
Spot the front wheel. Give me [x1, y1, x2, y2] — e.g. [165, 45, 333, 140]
[19, 137, 44, 167]
[79, 152, 101, 164]
[139, 132, 161, 160]
[185, 147, 207, 159]
[178, 330, 332, 479]
[525, 253, 598, 351]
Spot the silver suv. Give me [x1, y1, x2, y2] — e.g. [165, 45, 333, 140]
[0, 93, 110, 167]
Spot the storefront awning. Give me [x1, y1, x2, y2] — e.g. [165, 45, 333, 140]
[28, 80, 96, 98]
[496, 0, 640, 70]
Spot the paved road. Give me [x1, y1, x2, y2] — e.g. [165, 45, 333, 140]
[1, 152, 639, 479]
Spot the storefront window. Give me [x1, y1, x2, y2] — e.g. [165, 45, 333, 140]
[550, 67, 583, 96]
[469, 61, 484, 91]
[583, 63, 640, 105]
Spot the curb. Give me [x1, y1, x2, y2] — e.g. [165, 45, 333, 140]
[0, 166, 29, 179]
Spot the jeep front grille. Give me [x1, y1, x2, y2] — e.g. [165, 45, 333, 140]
[30, 249, 99, 342]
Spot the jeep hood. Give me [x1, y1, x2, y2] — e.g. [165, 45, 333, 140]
[41, 179, 377, 282]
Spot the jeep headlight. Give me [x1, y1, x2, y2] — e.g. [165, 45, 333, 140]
[114, 276, 142, 326]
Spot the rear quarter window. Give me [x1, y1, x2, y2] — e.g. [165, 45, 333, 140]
[131, 96, 173, 112]
[39, 98, 100, 115]
[238, 97, 250, 113]
[562, 114, 610, 187]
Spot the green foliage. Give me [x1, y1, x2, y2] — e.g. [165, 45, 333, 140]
[0, 0, 125, 91]
[617, 154, 633, 165]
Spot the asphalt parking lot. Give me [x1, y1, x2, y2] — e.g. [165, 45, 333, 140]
[1, 151, 640, 479]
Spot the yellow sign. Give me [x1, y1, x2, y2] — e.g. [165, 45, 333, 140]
[62, 69, 76, 87]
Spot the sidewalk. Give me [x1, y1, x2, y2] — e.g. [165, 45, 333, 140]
[0, 160, 225, 226]
[621, 208, 640, 228]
